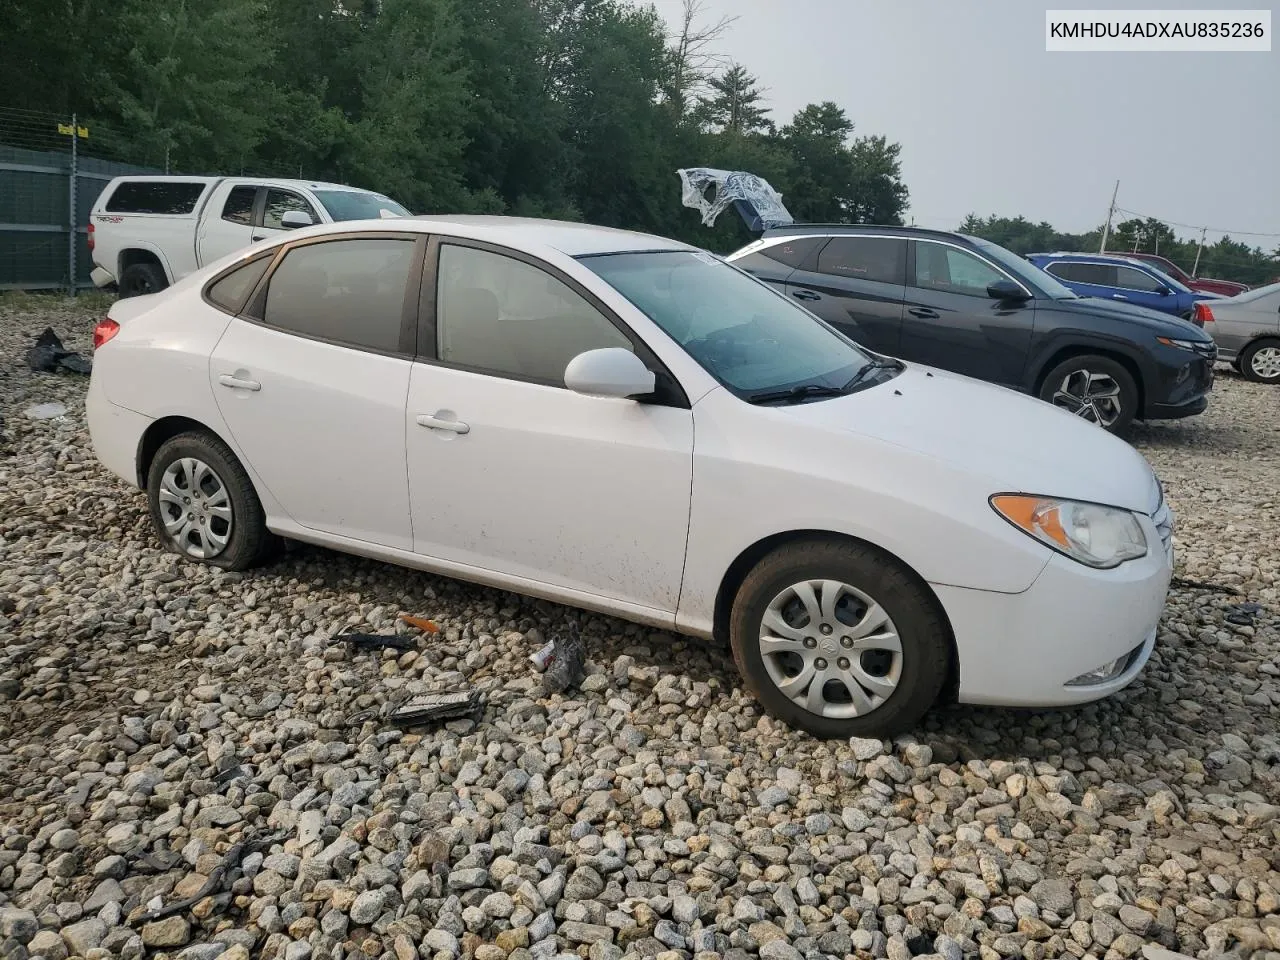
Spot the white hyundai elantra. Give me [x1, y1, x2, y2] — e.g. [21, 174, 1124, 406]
[87, 216, 1174, 737]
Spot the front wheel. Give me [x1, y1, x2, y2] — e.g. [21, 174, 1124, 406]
[729, 539, 951, 738]
[1038, 354, 1138, 432]
[1240, 339, 1280, 384]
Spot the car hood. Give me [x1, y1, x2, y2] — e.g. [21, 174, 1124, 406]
[781, 364, 1160, 514]
[1051, 295, 1209, 338]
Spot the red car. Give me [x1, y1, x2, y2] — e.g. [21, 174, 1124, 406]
[1102, 251, 1249, 298]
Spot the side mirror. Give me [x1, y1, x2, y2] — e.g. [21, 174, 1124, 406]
[564, 347, 655, 399]
[987, 279, 1030, 302]
[281, 210, 314, 229]
[1157, 285, 1172, 296]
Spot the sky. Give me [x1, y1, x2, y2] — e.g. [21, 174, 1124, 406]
[646, 0, 1280, 248]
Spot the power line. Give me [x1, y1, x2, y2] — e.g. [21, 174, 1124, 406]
[1113, 206, 1280, 240]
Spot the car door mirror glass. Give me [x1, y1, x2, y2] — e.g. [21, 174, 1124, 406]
[987, 279, 1029, 301]
[281, 210, 314, 229]
[564, 347, 655, 399]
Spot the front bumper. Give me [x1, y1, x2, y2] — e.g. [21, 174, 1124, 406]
[1143, 342, 1215, 420]
[936, 511, 1172, 707]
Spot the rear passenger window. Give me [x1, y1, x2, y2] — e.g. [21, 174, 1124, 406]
[758, 236, 825, 269]
[817, 237, 906, 284]
[1049, 262, 1116, 285]
[436, 244, 631, 384]
[221, 186, 257, 225]
[105, 181, 207, 215]
[261, 238, 415, 353]
[206, 255, 272, 314]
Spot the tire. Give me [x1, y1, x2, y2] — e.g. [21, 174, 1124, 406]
[118, 261, 168, 298]
[146, 431, 274, 570]
[1037, 354, 1138, 432]
[729, 539, 950, 739]
[1239, 339, 1280, 384]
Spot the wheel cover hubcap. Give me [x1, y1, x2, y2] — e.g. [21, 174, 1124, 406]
[758, 579, 903, 719]
[1251, 347, 1280, 379]
[1052, 369, 1122, 427]
[158, 457, 233, 559]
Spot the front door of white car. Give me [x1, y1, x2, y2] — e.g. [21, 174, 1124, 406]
[253, 187, 321, 245]
[196, 184, 260, 266]
[405, 240, 695, 615]
[209, 233, 424, 550]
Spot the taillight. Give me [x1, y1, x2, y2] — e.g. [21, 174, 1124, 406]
[94, 318, 120, 349]
[87, 221, 95, 252]
[1193, 302, 1214, 324]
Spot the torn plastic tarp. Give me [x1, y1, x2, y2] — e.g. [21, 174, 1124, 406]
[678, 168, 794, 232]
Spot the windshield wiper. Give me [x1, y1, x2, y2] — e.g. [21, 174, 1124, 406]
[842, 357, 902, 390]
[745, 383, 848, 405]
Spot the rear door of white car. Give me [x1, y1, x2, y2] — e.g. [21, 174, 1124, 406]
[208, 231, 425, 550]
[404, 237, 695, 616]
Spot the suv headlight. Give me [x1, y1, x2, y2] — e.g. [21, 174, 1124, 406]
[1156, 336, 1202, 352]
[991, 494, 1148, 569]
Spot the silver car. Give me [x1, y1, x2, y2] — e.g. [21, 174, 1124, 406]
[1199, 282, 1280, 383]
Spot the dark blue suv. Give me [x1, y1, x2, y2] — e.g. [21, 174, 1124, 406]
[1026, 253, 1218, 322]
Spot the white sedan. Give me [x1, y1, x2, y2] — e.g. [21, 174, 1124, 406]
[87, 216, 1174, 737]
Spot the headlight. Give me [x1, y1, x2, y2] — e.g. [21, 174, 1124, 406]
[1156, 336, 1202, 351]
[991, 494, 1148, 569]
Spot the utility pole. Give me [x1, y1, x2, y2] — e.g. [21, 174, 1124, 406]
[1192, 227, 1207, 277]
[1099, 179, 1119, 253]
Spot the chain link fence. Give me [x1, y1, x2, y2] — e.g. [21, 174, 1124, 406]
[0, 105, 164, 293]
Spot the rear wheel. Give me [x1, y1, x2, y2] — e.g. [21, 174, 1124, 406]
[729, 539, 950, 738]
[146, 431, 274, 570]
[1038, 354, 1138, 432]
[119, 262, 168, 298]
[1240, 339, 1280, 384]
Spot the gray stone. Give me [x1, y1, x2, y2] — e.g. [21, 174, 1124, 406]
[759, 940, 803, 960]
[349, 889, 388, 925]
[61, 918, 107, 955]
[0, 908, 38, 943]
[1029, 878, 1074, 915]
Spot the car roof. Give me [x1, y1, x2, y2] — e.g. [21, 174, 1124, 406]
[1028, 252, 1156, 268]
[412, 215, 696, 256]
[762, 223, 969, 243]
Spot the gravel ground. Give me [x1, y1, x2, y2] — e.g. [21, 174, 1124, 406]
[1, 295, 1277, 960]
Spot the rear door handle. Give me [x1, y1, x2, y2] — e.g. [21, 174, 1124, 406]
[1112, 294, 1128, 300]
[791, 290, 821, 301]
[218, 374, 261, 391]
[416, 414, 470, 435]
[908, 307, 940, 319]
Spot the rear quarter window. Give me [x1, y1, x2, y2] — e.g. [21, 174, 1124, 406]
[104, 181, 207, 215]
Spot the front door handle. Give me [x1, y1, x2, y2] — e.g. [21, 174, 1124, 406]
[791, 290, 821, 301]
[218, 374, 261, 391]
[908, 307, 940, 319]
[416, 414, 470, 435]
[1112, 294, 1128, 300]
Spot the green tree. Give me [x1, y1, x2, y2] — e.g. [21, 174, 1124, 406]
[696, 63, 772, 135]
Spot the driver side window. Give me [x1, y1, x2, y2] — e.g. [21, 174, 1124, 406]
[914, 243, 1004, 297]
[435, 244, 631, 385]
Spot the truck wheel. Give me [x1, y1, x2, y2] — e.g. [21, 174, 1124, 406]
[119, 262, 168, 298]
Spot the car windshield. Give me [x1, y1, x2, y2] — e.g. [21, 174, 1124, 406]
[313, 190, 410, 221]
[967, 236, 1080, 299]
[582, 250, 875, 396]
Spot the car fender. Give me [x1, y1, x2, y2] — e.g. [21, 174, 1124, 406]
[118, 241, 178, 285]
[1022, 327, 1153, 394]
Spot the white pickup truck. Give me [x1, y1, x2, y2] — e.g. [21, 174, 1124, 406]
[88, 176, 410, 296]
